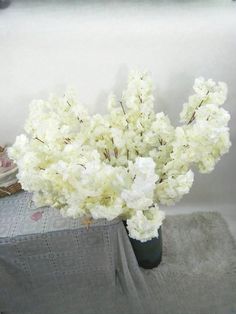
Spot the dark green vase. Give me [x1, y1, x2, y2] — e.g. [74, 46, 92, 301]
[123, 221, 162, 269]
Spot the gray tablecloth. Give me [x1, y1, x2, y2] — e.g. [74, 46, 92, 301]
[0, 192, 236, 314]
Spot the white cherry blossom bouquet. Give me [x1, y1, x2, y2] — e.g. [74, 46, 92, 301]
[8, 72, 231, 242]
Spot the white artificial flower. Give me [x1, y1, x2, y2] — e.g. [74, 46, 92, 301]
[193, 77, 227, 105]
[145, 112, 175, 146]
[180, 77, 228, 124]
[156, 170, 194, 205]
[8, 134, 29, 160]
[121, 157, 158, 210]
[90, 197, 124, 221]
[126, 206, 165, 242]
[195, 103, 230, 126]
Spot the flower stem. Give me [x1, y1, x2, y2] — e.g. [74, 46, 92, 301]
[35, 137, 44, 144]
[119, 101, 126, 115]
[187, 91, 209, 125]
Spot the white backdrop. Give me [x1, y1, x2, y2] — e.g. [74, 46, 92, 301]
[0, 1, 236, 234]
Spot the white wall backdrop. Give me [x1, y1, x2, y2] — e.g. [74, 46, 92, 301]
[0, 0, 235, 233]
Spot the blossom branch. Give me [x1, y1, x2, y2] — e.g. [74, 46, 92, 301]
[64, 138, 71, 144]
[78, 163, 86, 169]
[138, 95, 143, 103]
[103, 148, 111, 161]
[35, 137, 44, 144]
[119, 101, 126, 115]
[187, 91, 209, 125]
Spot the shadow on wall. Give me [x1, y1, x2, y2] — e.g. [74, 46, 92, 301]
[0, 0, 11, 9]
[156, 72, 194, 126]
[94, 66, 196, 126]
[94, 64, 129, 114]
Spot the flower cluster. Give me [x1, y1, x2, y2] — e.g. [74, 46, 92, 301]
[8, 72, 231, 242]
